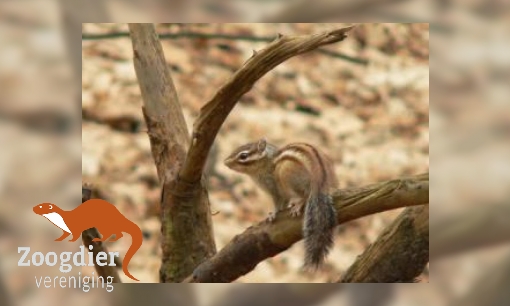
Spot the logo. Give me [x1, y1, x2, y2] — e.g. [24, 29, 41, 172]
[19, 199, 142, 291]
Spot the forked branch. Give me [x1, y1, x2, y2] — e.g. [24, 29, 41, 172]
[179, 26, 355, 184]
[128, 23, 216, 282]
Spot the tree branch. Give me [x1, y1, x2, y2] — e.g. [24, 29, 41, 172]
[128, 23, 189, 183]
[128, 25, 355, 282]
[339, 205, 429, 282]
[81, 186, 122, 283]
[180, 25, 355, 184]
[128, 23, 217, 282]
[183, 173, 428, 283]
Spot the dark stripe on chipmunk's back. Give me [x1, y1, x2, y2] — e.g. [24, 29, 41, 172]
[274, 149, 308, 170]
[276, 144, 327, 187]
[288, 143, 327, 187]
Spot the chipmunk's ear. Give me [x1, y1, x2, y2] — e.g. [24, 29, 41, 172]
[257, 138, 267, 152]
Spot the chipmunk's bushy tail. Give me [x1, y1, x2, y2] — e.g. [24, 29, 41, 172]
[303, 191, 336, 269]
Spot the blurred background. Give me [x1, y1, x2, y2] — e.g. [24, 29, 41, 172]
[0, 0, 509, 305]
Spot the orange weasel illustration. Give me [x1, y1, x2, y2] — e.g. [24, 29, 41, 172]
[33, 199, 143, 281]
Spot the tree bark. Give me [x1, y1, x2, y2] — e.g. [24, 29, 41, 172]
[129, 25, 362, 282]
[339, 205, 429, 282]
[184, 173, 428, 283]
[128, 23, 217, 282]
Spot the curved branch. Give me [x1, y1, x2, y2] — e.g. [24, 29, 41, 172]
[184, 173, 429, 283]
[179, 25, 355, 184]
[339, 205, 429, 282]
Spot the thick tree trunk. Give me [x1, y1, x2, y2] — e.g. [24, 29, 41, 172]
[128, 24, 217, 282]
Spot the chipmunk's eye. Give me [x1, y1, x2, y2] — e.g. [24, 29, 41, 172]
[39, 205, 42, 208]
[49, 205, 52, 209]
[238, 152, 249, 160]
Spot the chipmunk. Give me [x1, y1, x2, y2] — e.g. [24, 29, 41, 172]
[224, 138, 338, 268]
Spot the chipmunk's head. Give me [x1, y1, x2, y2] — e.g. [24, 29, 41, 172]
[224, 138, 270, 174]
[33, 203, 61, 215]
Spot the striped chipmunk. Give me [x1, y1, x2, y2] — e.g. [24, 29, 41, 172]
[224, 138, 338, 269]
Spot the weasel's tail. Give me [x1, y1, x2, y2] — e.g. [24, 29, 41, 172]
[303, 189, 336, 269]
[122, 221, 143, 281]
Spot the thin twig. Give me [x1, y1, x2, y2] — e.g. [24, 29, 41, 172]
[82, 30, 368, 65]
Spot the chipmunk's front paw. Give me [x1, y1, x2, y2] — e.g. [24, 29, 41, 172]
[288, 198, 305, 217]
